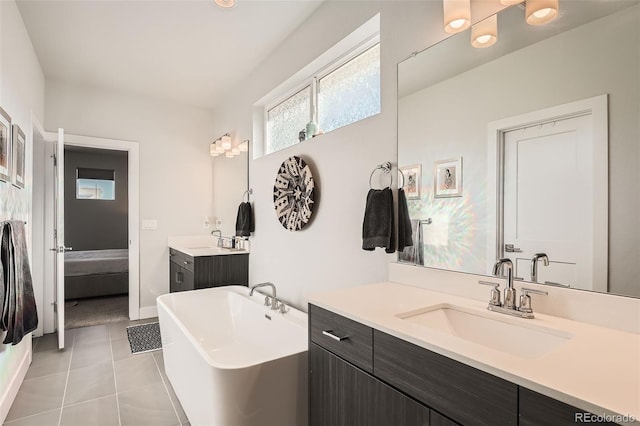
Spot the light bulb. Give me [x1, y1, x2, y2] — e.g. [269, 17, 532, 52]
[443, 0, 471, 34]
[221, 134, 232, 150]
[471, 14, 498, 49]
[214, 0, 236, 8]
[526, 0, 558, 25]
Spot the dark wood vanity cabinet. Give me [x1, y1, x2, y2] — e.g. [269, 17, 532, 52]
[309, 343, 430, 426]
[169, 248, 248, 293]
[309, 304, 618, 426]
[374, 330, 517, 426]
[519, 388, 618, 426]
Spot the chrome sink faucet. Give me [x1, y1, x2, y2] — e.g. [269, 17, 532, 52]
[493, 258, 516, 309]
[531, 253, 549, 283]
[250, 282, 279, 310]
[210, 230, 222, 247]
[479, 259, 549, 319]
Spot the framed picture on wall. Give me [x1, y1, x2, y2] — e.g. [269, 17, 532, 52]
[0, 107, 11, 183]
[12, 125, 25, 189]
[400, 164, 421, 199]
[434, 157, 462, 198]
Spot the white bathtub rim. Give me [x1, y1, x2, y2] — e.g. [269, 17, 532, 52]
[157, 286, 308, 371]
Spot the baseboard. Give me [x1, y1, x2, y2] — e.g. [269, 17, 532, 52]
[0, 342, 31, 423]
[139, 305, 158, 319]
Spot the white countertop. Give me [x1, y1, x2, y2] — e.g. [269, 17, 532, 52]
[306, 282, 640, 422]
[168, 235, 249, 257]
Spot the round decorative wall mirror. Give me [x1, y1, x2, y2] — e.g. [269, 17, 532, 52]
[273, 156, 316, 231]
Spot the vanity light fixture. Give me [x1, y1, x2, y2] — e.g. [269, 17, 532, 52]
[214, 0, 236, 8]
[215, 140, 224, 154]
[443, 0, 471, 34]
[471, 14, 497, 48]
[525, 0, 558, 25]
[225, 151, 234, 158]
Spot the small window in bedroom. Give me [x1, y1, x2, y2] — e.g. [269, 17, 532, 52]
[76, 168, 115, 200]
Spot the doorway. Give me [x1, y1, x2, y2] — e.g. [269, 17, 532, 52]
[33, 129, 140, 347]
[63, 145, 129, 328]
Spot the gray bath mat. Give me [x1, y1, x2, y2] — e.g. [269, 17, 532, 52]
[126, 322, 162, 354]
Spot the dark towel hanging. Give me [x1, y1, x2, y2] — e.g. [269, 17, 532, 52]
[235, 202, 254, 237]
[362, 188, 395, 253]
[397, 188, 413, 251]
[0, 221, 38, 345]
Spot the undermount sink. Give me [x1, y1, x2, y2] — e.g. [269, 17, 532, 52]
[396, 304, 573, 359]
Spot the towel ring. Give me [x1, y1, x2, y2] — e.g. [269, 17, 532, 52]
[369, 162, 393, 189]
[398, 168, 406, 189]
[242, 188, 253, 203]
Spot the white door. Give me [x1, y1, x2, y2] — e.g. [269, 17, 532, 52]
[54, 129, 68, 349]
[502, 114, 595, 290]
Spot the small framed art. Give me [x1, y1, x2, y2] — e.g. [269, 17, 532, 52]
[12, 124, 25, 189]
[434, 157, 462, 198]
[0, 107, 11, 183]
[400, 164, 421, 199]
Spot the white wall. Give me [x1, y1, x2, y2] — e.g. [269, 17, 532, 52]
[0, 0, 45, 421]
[399, 6, 640, 296]
[209, 1, 506, 309]
[45, 81, 216, 310]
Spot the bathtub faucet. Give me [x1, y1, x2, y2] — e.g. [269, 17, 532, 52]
[249, 282, 279, 310]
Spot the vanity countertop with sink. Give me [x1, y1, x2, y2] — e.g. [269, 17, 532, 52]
[307, 281, 640, 420]
[168, 235, 249, 257]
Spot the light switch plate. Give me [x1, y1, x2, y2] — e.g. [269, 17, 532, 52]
[142, 219, 158, 230]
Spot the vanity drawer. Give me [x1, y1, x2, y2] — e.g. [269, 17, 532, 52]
[519, 388, 618, 426]
[374, 330, 518, 426]
[309, 304, 373, 373]
[169, 249, 194, 272]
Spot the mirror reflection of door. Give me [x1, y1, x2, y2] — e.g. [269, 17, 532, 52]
[499, 107, 606, 292]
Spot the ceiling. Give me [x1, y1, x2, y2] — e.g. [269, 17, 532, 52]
[17, 0, 324, 109]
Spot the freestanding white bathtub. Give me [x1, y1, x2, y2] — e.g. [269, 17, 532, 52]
[157, 286, 308, 426]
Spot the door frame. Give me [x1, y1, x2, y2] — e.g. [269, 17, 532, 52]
[486, 95, 608, 292]
[45, 132, 141, 321]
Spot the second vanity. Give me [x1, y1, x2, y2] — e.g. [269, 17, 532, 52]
[168, 235, 249, 292]
[307, 282, 639, 426]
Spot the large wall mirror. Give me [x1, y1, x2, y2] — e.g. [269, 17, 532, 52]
[398, 1, 639, 298]
[212, 146, 249, 239]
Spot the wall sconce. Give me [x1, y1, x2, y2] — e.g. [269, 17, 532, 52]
[210, 134, 249, 158]
[526, 0, 558, 25]
[471, 14, 497, 48]
[443, 0, 471, 33]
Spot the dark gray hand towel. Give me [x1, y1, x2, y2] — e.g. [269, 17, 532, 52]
[0, 221, 38, 345]
[235, 202, 254, 237]
[397, 188, 413, 251]
[362, 188, 395, 253]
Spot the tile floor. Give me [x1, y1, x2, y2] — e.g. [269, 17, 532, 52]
[4, 319, 189, 426]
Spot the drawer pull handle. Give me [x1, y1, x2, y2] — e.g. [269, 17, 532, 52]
[322, 330, 348, 342]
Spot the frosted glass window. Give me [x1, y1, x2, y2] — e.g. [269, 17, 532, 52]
[318, 43, 380, 133]
[76, 168, 115, 200]
[266, 86, 311, 155]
